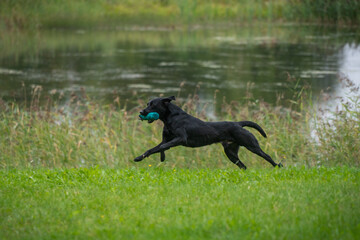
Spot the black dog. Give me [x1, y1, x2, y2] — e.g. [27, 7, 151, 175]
[134, 96, 283, 169]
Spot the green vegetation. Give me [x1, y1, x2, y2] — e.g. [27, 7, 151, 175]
[288, 0, 360, 24]
[1, 0, 359, 31]
[1, 167, 359, 239]
[1, 2, 359, 237]
[1, 2, 359, 239]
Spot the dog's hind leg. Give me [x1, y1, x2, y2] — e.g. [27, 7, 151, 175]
[245, 146, 282, 168]
[222, 142, 247, 170]
[231, 128, 282, 168]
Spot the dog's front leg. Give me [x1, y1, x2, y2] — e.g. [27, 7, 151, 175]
[134, 137, 185, 162]
[160, 151, 165, 162]
[160, 128, 170, 162]
[134, 143, 163, 162]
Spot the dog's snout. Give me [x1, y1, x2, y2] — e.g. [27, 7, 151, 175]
[140, 110, 146, 115]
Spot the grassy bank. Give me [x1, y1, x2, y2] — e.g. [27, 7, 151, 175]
[1, 0, 359, 31]
[0, 0, 282, 30]
[1, 167, 359, 239]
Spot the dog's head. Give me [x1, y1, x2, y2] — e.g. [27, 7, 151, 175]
[139, 96, 175, 123]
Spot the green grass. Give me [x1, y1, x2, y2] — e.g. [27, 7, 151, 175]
[1, 167, 359, 239]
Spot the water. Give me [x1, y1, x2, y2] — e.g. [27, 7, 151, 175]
[1, 25, 359, 112]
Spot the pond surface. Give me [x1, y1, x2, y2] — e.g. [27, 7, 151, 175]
[1, 25, 359, 112]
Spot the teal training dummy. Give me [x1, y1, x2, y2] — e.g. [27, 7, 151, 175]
[139, 112, 160, 121]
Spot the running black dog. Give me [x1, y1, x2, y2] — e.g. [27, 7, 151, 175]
[134, 96, 283, 169]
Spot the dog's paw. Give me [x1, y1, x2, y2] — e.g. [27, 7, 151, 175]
[277, 163, 284, 168]
[134, 155, 144, 162]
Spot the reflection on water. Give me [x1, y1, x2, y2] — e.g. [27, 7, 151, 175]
[316, 43, 360, 113]
[0, 25, 359, 112]
[339, 44, 360, 91]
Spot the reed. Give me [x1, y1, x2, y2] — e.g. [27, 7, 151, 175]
[0, 78, 359, 169]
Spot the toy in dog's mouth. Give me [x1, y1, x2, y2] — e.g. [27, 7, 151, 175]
[139, 112, 160, 123]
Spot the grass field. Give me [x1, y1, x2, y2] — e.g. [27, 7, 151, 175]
[1, 167, 359, 239]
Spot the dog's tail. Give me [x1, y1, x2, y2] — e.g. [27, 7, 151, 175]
[238, 121, 267, 138]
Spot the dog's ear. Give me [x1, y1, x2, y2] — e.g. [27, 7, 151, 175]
[162, 96, 176, 103]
